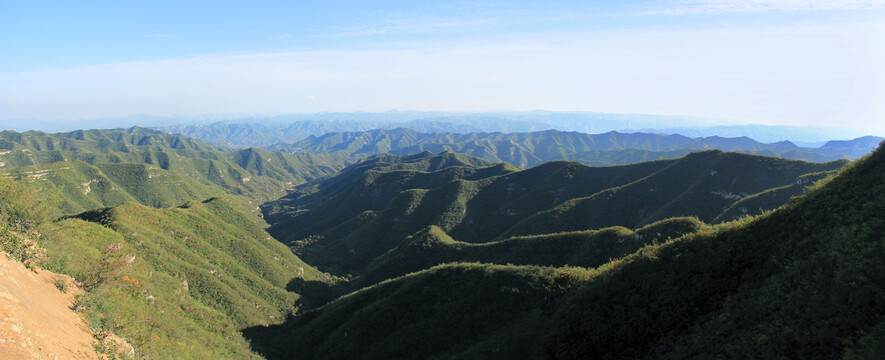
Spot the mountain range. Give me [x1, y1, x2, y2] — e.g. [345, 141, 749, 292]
[248, 139, 885, 360]
[0, 123, 881, 359]
[148, 111, 875, 147]
[271, 128, 880, 167]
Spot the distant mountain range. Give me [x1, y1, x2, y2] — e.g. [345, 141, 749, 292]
[144, 111, 876, 147]
[270, 128, 882, 166]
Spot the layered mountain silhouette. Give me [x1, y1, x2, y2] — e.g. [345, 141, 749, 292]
[271, 128, 880, 166]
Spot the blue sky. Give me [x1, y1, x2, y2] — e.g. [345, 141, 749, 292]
[1, 0, 884, 131]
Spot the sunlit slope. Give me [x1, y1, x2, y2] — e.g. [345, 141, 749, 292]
[40, 197, 330, 359]
[0, 127, 346, 201]
[0, 161, 233, 215]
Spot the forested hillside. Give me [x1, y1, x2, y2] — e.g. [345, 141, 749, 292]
[0, 127, 346, 202]
[0, 123, 880, 359]
[263, 150, 844, 278]
[246, 142, 885, 360]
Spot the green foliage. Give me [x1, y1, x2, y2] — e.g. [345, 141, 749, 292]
[39, 197, 331, 359]
[502, 151, 845, 238]
[252, 142, 885, 360]
[0, 176, 51, 265]
[357, 217, 707, 288]
[269, 150, 841, 278]
[247, 263, 593, 359]
[0, 127, 347, 202]
[543, 142, 885, 358]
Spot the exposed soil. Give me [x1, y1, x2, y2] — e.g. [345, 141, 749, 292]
[0, 252, 106, 359]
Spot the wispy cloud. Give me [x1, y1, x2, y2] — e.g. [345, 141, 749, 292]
[270, 34, 292, 40]
[639, 0, 885, 15]
[318, 18, 497, 38]
[1, 22, 882, 130]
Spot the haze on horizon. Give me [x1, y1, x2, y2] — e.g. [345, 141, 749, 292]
[1, 0, 884, 133]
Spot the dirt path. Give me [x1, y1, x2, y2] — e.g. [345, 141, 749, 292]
[0, 252, 103, 359]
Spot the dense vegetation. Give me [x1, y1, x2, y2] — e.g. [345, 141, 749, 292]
[0, 127, 348, 358]
[1, 122, 881, 359]
[264, 150, 844, 277]
[41, 198, 333, 359]
[0, 127, 347, 202]
[247, 142, 885, 360]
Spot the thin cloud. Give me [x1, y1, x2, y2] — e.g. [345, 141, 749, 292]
[270, 34, 292, 40]
[318, 18, 497, 38]
[639, 0, 885, 15]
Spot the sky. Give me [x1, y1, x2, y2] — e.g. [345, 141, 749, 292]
[1, 0, 884, 132]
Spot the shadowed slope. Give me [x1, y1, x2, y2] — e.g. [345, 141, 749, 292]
[246, 142, 885, 360]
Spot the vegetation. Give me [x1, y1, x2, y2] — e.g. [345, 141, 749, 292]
[266, 150, 844, 277]
[0, 127, 347, 202]
[356, 217, 707, 289]
[36, 197, 333, 359]
[271, 128, 880, 166]
[2, 123, 881, 359]
[247, 142, 885, 360]
[246, 263, 594, 359]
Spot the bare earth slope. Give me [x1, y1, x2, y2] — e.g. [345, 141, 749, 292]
[0, 252, 106, 359]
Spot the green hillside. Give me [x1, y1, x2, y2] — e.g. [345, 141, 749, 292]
[544, 142, 885, 359]
[501, 150, 846, 238]
[0, 161, 241, 215]
[0, 127, 347, 202]
[267, 150, 843, 277]
[713, 169, 838, 223]
[246, 263, 593, 360]
[356, 217, 707, 288]
[246, 141, 885, 360]
[36, 197, 332, 359]
[263, 151, 517, 239]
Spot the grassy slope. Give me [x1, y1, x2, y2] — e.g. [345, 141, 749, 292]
[0, 127, 346, 202]
[0, 161, 236, 214]
[37, 197, 330, 359]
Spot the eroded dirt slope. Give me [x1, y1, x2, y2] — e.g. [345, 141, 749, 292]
[0, 252, 107, 359]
